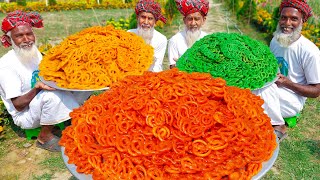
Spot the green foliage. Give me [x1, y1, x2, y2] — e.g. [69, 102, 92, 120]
[0, 1, 135, 13]
[165, 0, 180, 23]
[237, 0, 257, 23]
[128, 12, 137, 30]
[106, 17, 130, 30]
[17, 0, 27, 6]
[0, 100, 10, 128]
[226, 0, 240, 14]
[49, 0, 57, 6]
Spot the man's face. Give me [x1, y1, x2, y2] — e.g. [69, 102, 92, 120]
[10, 24, 38, 66]
[183, 12, 206, 32]
[279, 7, 303, 34]
[10, 24, 35, 49]
[137, 12, 156, 30]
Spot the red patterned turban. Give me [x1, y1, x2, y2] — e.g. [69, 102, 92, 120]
[175, 0, 209, 17]
[1, 10, 43, 48]
[280, 0, 312, 22]
[135, 0, 167, 24]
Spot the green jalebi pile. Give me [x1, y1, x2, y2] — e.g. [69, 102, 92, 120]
[176, 33, 278, 90]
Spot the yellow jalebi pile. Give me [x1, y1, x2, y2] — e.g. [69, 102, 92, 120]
[60, 69, 277, 180]
[39, 26, 153, 89]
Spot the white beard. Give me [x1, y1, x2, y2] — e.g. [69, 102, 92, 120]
[12, 40, 39, 69]
[273, 24, 302, 47]
[137, 25, 154, 45]
[185, 27, 201, 48]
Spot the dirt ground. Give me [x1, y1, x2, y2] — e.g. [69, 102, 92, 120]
[0, 1, 246, 179]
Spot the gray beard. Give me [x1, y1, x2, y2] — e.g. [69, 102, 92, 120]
[185, 27, 201, 48]
[12, 41, 39, 69]
[273, 24, 302, 47]
[137, 26, 154, 45]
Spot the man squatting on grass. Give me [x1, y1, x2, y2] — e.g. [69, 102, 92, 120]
[252, 0, 320, 141]
[0, 10, 84, 152]
[168, 0, 209, 69]
[128, 0, 167, 72]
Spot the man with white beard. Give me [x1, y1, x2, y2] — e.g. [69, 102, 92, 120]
[128, 0, 167, 72]
[0, 10, 80, 152]
[168, 0, 209, 69]
[252, 0, 320, 141]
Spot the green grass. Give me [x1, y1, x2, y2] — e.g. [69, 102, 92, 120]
[39, 156, 67, 171]
[262, 98, 320, 179]
[32, 173, 53, 180]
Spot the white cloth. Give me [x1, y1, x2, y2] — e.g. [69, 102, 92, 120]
[253, 35, 320, 125]
[168, 30, 207, 65]
[0, 49, 79, 129]
[128, 29, 167, 72]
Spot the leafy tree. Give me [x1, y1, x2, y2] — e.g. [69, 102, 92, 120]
[17, 0, 27, 6]
[165, 0, 179, 23]
[49, 0, 57, 6]
[237, 0, 257, 24]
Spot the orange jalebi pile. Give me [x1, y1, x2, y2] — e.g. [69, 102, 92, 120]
[60, 68, 277, 180]
[39, 25, 153, 89]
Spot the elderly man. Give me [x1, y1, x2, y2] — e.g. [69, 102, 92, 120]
[253, 0, 320, 141]
[128, 0, 167, 72]
[168, 0, 209, 68]
[0, 10, 80, 152]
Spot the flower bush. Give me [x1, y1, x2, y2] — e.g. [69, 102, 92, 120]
[0, 1, 135, 13]
[224, 0, 320, 48]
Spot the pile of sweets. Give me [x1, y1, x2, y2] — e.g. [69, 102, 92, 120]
[39, 26, 153, 89]
[177, 32, 278, 90]
[60, 68, 277, 180]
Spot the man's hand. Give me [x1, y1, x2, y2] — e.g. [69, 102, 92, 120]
[170, 64, 176, 69]
[34, 81, 56, 91]
[11, 82, 55, 111]
[275, 73, 293, 88]
[275, 73, 320, 98]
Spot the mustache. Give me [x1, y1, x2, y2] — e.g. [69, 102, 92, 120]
[141, 24, 151, 29]
[19, 41, 34, 48]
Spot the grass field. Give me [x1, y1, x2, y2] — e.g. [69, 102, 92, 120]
[0, 6, 319, 180]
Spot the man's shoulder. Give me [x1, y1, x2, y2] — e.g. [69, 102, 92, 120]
[299, 36, 319, 50]
[201, 31, 208, 37]
[169, 31, 184, 42]
[0, 50, 15, 68]
[153, 29, 167, 41]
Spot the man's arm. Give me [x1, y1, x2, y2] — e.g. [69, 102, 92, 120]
[11, 81, 55, 111]
[152, 36, 167, 72]
[168, 38, 179, 68]
[276, 73, 320, 98]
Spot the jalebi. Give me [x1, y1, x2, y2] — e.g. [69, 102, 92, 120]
[177, 32, 279, 90]
[60, 68, 277, 180]
[39, 25, 153, 89]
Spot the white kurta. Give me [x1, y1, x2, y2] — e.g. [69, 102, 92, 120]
[168, 31, 207, 65]
[128, 29, 167, 72]
[0, 50, 80, 129]
[253, 35, 320, 125]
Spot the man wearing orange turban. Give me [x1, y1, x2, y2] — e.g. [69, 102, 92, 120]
[128, 0, 167, 72]
[0, 10, 81, 152]
[168, 0, 209, 68]
[252, 0, 320, 141]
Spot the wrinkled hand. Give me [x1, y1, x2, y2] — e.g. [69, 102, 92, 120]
[34, 81, 56, 91]
[275, 73, 292, 88]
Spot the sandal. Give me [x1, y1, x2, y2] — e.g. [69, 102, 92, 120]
[36, 135, 61, 152]
[274, 129, 288, 142]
